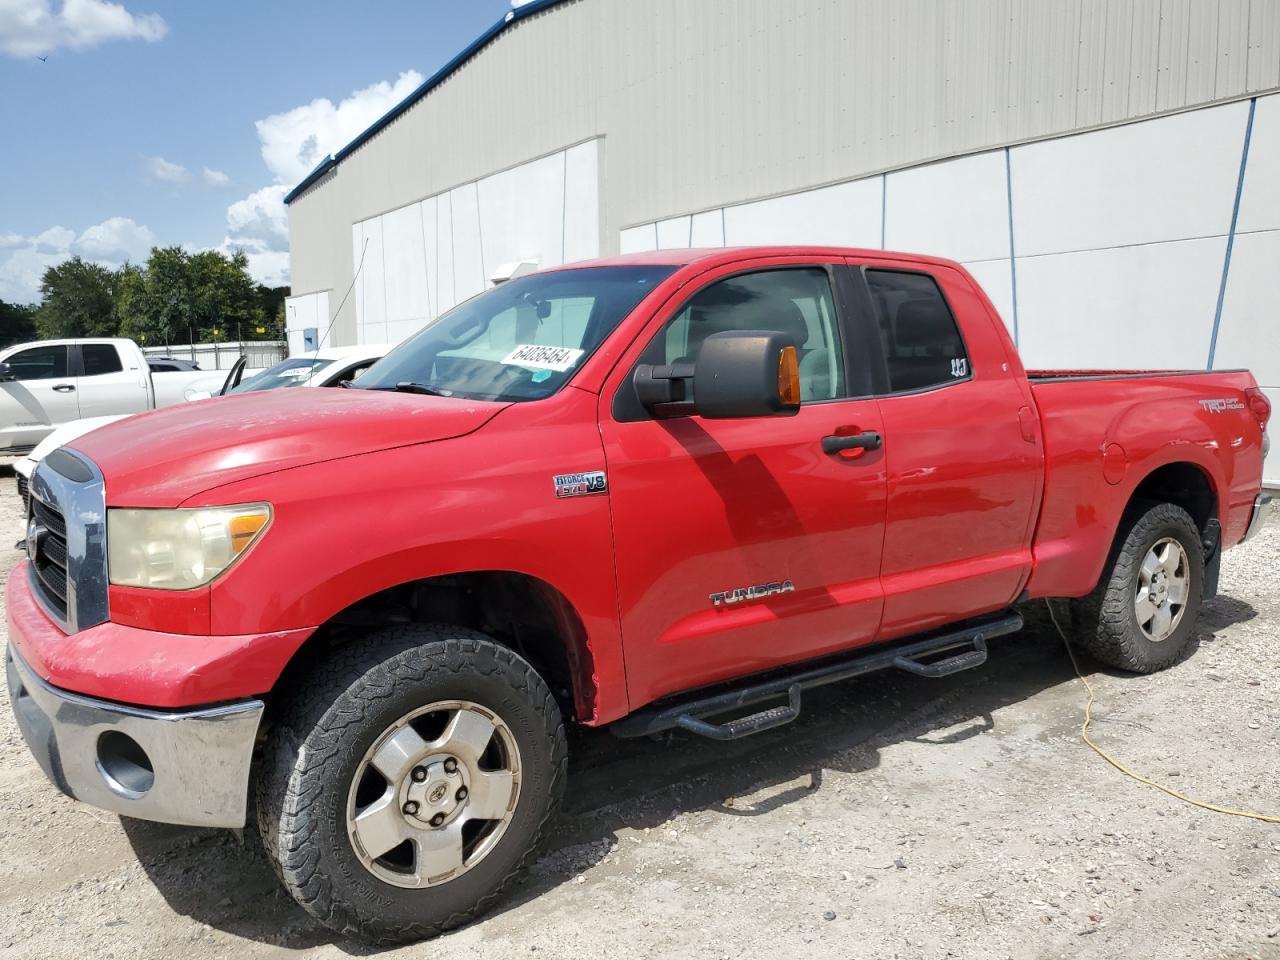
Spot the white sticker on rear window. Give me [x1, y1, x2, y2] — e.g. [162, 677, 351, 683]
[501, 344, 585, 373]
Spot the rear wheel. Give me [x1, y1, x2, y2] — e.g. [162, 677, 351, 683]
[1071, 502, 1204, 673]
[256, 625, 566, 945]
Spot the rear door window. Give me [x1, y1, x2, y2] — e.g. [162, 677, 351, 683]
[81, 344, 123, 376]
[866, 270, 970, 392]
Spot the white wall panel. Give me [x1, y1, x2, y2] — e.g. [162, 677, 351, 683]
[960, 259, 1016, 334]
[1237, 93, 1280, 233]
[384, 318, 422, 345]
[1211, 230, 1280, 382]
[450, 183, 485, 304]
[1015, 237, 1226, 369]
[620, 224, 658, 253]
[477, 150, 566, 274]
[420, 196, 439, 319]
[885, 151, 1009, 262]
[284, 290, 329, 353]
[722, 178, 882, 248]
[356, 216, 387, 344]
[1011, 101, 1249, 255]
[381, 202, 430, 327]
[690, 210, 724, 247]
[1260, 387, 1280, 485]
[655, 215, 691, 248]
[350, 222, 365, 344]
[435, 191, 456, 313]
[563, 140, 600, 264]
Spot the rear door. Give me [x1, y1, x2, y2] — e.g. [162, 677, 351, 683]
[847, 259, 1043, 639]
[74, 343, 149, 418]
[601, 258, 889, 708]
[0, 344, 79, 451]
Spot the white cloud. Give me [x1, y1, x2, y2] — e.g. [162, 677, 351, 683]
[0, 0, 166, 58]
[225, 184, 288, 245]
[143, 154, 188, 184]
[74, 215, 154, 262]
[202, 167, 230, 187]
[0, 216, 154, 302]
[254, 69, 423, 185]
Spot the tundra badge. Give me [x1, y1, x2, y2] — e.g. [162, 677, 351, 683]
[709, 580, 796, 607]
[553, 470, 608, 498]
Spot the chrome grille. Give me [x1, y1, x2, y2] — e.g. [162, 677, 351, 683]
[26, 450, 108, 634]
[29, 493, 70, 619]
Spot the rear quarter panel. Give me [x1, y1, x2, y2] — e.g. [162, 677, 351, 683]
[1026, 370, 1262, 598]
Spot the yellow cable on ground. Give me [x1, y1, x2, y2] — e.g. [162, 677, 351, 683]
[1045, 600, 1280, 825]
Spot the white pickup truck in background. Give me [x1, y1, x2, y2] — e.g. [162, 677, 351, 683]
[0, 337, 227, 454]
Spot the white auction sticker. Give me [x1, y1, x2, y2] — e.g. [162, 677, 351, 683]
[501, 344, 585, 373]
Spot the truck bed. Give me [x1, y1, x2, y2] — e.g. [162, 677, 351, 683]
[1025, 366, 1263, 600]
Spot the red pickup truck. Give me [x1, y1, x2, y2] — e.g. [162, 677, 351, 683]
[7, 247, 1271, 943]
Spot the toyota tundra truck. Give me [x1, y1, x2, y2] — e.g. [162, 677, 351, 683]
[6, 247, 1271, 944]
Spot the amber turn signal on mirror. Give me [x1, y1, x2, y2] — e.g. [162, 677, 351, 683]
[778, 345, 801, 407]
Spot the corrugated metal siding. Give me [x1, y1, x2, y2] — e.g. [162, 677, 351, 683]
[288, 0, 1280, 345]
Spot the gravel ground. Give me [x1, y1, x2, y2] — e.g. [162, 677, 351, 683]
[0, 463, 1277, 959]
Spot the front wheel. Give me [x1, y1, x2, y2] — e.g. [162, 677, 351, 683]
[256, 625, 566, 945]
[1071, 501, 1204, 673]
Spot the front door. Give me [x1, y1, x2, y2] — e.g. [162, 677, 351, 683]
[0, 343, 79, 452]
[601, 260, 888, 708]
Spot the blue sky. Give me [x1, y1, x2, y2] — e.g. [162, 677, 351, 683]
[0, 0, 520, 302]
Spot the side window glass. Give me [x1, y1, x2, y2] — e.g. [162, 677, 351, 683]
[644, 268, 846, 403]
[7, 345, 69, 381]
[82, 344, 123, 376]
[866, 270, 970, 392]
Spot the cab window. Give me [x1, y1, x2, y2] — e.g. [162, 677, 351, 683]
[646, 267, 846, 404]
[866, 270, 970, 392]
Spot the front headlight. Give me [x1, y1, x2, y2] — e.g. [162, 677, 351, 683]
[108, 503, 272, 590]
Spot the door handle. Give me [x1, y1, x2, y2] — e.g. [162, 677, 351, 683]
[52, 384, 76, 393]
[822, 431, 882, 454]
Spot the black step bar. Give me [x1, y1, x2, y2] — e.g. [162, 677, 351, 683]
[611, 611, 1023, 741]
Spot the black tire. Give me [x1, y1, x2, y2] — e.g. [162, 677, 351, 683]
[255, 625, 566, 945]
[1071, 501, 1204, 673]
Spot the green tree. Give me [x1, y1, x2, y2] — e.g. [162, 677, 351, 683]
[188, 249, 264, 342]
[0, 298, 38, 346]
[256, 283, 289, 340]
[35, 257, 116, 338]
[113, 263, 151, 344]
[137, 246, 195, 346]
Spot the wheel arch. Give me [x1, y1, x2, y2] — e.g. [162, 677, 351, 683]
[269, 570, 600, 725]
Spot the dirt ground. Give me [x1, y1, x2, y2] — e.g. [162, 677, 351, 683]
[0, 462, 1277, 960]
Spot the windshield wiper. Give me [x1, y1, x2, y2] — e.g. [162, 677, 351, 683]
[392, 381, 449, 396]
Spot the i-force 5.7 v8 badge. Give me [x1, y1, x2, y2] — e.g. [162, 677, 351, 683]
[553, 470, 608, 498]
[709, 580, 796, 607]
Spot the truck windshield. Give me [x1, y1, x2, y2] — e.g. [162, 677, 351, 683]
[354, 265, 675, 402]
[232, 357, 328, 393]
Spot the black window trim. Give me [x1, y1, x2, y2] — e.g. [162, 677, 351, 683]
[612, 262, 877, 423]
[847, 264, 975, 399]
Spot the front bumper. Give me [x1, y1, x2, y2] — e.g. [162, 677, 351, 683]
[6, 641, 262, 828]
[1242, 493, 1273, 542]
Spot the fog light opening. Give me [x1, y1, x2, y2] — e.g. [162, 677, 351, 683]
[96, 731, 154, 799]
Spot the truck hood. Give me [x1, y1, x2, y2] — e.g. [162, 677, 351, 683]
[69, 388, 509, 507]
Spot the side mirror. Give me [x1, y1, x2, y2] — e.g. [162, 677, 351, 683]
[0, 362, 13, 382]
[633, 330, 801, 419]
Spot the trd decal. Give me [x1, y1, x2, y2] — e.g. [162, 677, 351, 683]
[1199, 397, 1245, 413]
[709, 579, 796, 607]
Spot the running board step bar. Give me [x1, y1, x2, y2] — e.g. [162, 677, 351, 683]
[612, 611, 1022, 740]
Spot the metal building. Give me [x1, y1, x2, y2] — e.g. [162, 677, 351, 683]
[285, 0, 1280, 474]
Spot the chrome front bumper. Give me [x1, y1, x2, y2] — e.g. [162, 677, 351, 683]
[5, 643, 263, 828]
[1242, 493, 1273, 543]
